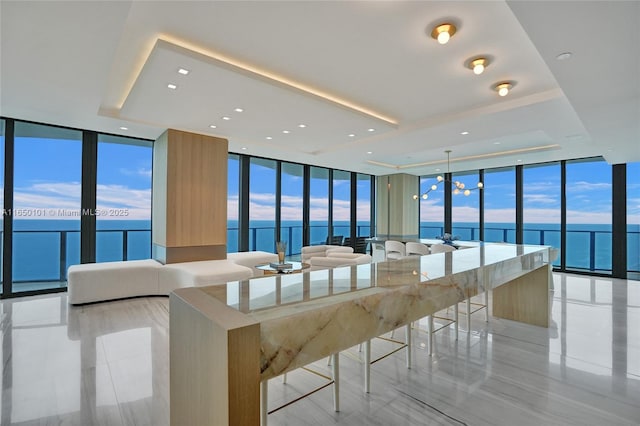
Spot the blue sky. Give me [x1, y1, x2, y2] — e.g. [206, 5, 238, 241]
[7, 136, 639, 225]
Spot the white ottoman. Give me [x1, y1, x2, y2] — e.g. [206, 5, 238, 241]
[159, 259, 254, 294]
[227, 251, 279, 276]
[67, 259, 162, 305]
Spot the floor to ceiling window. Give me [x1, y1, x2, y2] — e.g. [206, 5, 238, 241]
[566, 158, 612, 273]
[627, 162, 640, 276]
[332, 170, 351, 242]
[523, 162, 561, 267]
[227, 154, 240, 253]
[249, 158, 277, 252]
[280, 162, 303, 256]
[483, 167, 516, 243]
[419, 175, 445, 238]
[310, 166, 329, 245]
[95, 134, 152, 262]
[451, 171, 481, 240]
[356, 173, 372, 237]
[12, 122, 82, 293]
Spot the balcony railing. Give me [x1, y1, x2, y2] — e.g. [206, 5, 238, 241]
[3, 225, 637, 284]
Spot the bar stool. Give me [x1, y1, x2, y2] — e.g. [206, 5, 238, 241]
[430, 243, 488, 343]
[261, 353, 340, 425]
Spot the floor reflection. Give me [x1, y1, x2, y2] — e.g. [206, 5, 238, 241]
[0, 273, 638, 425]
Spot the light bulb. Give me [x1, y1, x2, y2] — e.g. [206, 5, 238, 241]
[473, 63, 484, 75]
[437, 31, 450, 44]
[431, 184, 437, 191]
[498, 86, 509, 96]
[437, 176, 443, 182]
[458, 182, 465, 189]
[422, 194, 428, 200]
[464, 189, 471, 196]
[477, 182, 484, 189]
[453, 188, 460, 195]
[413, 194, 418, 200]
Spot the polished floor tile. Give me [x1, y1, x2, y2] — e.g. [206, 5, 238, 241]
[1, 273, 639, 425]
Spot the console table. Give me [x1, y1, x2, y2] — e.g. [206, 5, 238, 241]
[170, 243, 554, 425]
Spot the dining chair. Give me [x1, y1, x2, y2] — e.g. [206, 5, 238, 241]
[405, 242, 430, 256]
[384, 240, 406, 260]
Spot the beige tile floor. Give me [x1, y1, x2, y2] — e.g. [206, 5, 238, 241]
[1, 273, 639, 425]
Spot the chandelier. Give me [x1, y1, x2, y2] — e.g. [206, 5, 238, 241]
[413, 150, 483, 200]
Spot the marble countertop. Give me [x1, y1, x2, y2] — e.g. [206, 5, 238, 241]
[191, 243, 553, 379]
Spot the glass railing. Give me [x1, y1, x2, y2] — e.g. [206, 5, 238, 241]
[420, 225, 640, 273]
[6, 225, 636, 284]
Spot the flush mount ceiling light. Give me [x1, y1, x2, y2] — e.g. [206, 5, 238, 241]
[494, 82, 513, 97]
[431, 23, 457, 44]
[468, 57, 488, 75]
[178, 68, 190, 75]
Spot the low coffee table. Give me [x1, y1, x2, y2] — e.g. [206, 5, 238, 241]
[255, 261, 310, 275]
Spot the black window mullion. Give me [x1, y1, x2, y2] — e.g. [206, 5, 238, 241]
[2, 119, 15, 297]
[80, 131, 97, 264]
[328, 169, 333, 241]
[302, 165, 310, 246]
[612, 163, 627, 278]
[350, 172, 357, 248]
[444, 172, 452, 234]
[479, 170, 485, 241]
[515, 165, 524, 244]
[238, 155, 250, 252]
[560, 160, 567, 271]
[275, 162, 282, 242]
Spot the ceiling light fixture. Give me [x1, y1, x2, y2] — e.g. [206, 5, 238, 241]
[413, 150, 483, 199]
[119, 126, 128, 130]
[494, 82, 512, 97]
[266, 136, 273, 140]
[348, 134, 356, 137]
[234, 108, 243, 112]
[460, 131, 469, 135]
[282, 130, 290, 134]
[468, 57, 488, 75]
[368, 128, 375, 132]
[367, 151, 373, 154]
[298, 124, 306, 128]
[431, 23, 457, 45]
[241, 147, 247, 150]
[209, 124, 217, 129]
[167, 83, 177, 90]
[222, 116, 231, 120]
[556, 52, 572, 61]
[178, 68, 190, 75]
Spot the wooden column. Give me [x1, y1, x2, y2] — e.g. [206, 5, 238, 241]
[153, 129, 228, 264]
[376, 173, 419, 239]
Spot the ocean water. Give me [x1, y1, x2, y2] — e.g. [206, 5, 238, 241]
[4, 219, 639, 283]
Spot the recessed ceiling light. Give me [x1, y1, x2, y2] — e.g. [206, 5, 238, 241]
[222, 116, 231, 120]
[556, 52, 572, 61]
[517, 159, 523, 162]
[298, 124, 306, 128]
[348, 134, 356, 137]
[178, 68, 190, 75]
[119, 126, 128, 130]
[283, 130, 290, 134]
[234, 108, 243, 112]
[494, 141, 501, 145]
[167, 83, 177, 90]
[460, 131, 469, 135]
[209, 125, 217, 129]
[367, 151, 373, 154]
[266, 136, 273, 140]
[368, 128, 375, 132]
[241, 147, 247, 150]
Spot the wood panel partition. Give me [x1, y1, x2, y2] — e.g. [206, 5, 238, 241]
[153, 129, 228, 263]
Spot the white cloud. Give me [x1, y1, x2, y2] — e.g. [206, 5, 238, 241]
[567, 181, 611, 192]
[523, 193, 558, 205]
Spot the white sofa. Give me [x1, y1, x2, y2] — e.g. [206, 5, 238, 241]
[67, 250, 278, 305]
[308, 252, 372, 269]
[301, 244, 353, 262]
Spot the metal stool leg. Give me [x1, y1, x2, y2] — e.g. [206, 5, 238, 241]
[364, 340, 371, 393]
[331, 353, 340, 411]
